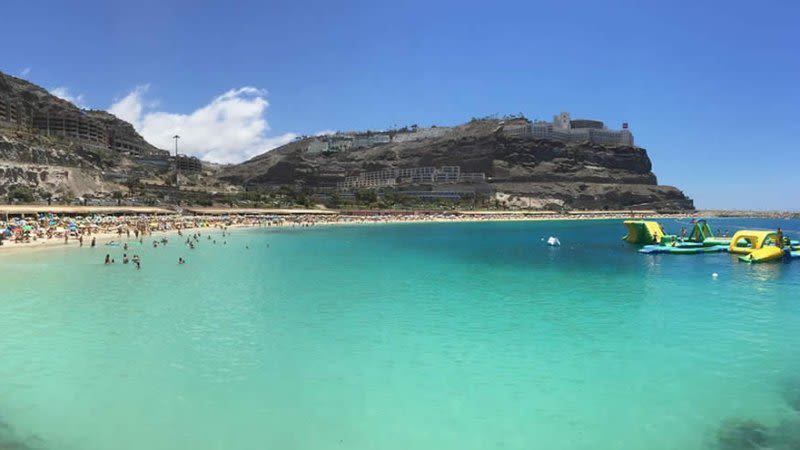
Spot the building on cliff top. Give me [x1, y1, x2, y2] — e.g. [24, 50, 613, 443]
[502, 112, 634, 146]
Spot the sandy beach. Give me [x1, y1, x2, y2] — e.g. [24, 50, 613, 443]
[0, 205, 700, 256]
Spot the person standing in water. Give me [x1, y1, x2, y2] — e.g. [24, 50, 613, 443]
[776, 227, 784, 248]
[91, 237, 96, 248]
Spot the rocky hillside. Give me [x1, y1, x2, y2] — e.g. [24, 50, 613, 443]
[0, 73, 159, 155]
[0, 70, 693, 210]
[221, 119, 694, 210]
[0, 71, 162, 199]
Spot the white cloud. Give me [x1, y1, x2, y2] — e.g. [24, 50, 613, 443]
[108, 84, 149, 129]
[108, 85, 296, 163]
[50, 87, 86, 108]
[20, 67, 31, 77]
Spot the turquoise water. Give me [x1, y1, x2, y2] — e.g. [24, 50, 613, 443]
[2, 219, 800, 450]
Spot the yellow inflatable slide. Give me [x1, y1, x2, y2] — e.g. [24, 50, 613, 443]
[622, 221, 665, 244]
[738, 246, 785, 263]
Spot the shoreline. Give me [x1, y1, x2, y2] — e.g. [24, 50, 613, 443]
[4, 209, 794, 257]
[0, 211, 694, 256]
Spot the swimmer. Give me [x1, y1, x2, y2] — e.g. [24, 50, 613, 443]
[178, 257, 185, 264]
[104, 254, 111, 265]
[123, 254, 129, 264]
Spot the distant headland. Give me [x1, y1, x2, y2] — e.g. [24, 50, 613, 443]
[1, 70, 692, 212]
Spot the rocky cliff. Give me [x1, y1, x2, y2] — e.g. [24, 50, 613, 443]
[0, 71, 163, 198]
[0, 130, 126, 198]
[221, 119, 694, 210]
[0, 70, 693, 210]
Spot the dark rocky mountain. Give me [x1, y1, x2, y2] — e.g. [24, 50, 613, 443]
[221, 119, 694, 210]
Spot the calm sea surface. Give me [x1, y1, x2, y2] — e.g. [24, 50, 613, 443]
[1, 218, 800, 450]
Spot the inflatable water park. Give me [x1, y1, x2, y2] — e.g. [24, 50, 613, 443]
[623, 219, 800, 263]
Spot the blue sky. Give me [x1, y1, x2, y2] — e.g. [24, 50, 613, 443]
[2, 0, 798, 210]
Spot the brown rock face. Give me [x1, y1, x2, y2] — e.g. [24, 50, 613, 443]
[0, 71, 172, 197]
[221, 120, 694, 211]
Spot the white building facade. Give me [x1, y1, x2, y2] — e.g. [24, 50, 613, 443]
[502, 112, 634, 146]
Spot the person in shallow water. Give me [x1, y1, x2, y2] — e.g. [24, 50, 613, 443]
[123, 254, 129, 264]
[178, 257, 185, 264]
[776, 227, 784, 248]
[104, 254, 111, 265]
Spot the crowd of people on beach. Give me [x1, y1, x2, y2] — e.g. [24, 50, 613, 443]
[1, 210, 692, 252]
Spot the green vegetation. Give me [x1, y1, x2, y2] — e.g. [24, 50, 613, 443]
[6, 185, 35, 203]
[112, 191, 124, 205]
[60, 189, 75, 205]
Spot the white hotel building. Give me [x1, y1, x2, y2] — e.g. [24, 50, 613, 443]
[503, 112, 634, 146]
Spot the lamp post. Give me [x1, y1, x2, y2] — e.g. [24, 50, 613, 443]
[173, 134, 180, 188]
